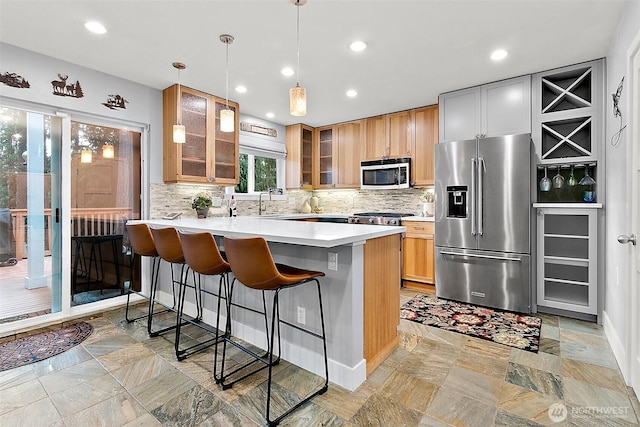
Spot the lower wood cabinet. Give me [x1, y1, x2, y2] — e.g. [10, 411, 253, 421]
[402, 220, 435, 286]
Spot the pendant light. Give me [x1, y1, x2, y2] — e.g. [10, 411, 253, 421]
[220, 34, 235, 133]
[80, 148, 92, 163]
[102, 144, 114, 159]
[290, 0, 307, 116]
[172, 62, 186, 143]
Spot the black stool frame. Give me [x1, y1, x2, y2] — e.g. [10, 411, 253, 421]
[214, 277, 329, 427]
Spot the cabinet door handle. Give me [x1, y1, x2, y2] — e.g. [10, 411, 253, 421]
[413, 226, 425, 230]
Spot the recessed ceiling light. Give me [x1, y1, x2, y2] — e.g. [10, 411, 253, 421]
[346, 89, 358, 98]
[266, 112, 275, 119]
[349, 40, 367, 52]
[281, 67, 295, 77]
[490, 49, 508, 61]
[84, 21, 107, 34]
[235, 85, 247, 93]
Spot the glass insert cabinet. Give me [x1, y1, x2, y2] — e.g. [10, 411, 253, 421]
[162, 84, 239, 185]
[536, 208, 597, 316]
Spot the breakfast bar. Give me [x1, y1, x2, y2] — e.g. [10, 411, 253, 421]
[131, 216, 405, 391]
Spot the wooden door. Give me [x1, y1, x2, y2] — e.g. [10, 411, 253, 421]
[412, 105, 438, 186]
[364, 115, 387, 160]
[336, 121, 363, 188]
[387, 110, 412, 158]
[285, 124, 302, 189]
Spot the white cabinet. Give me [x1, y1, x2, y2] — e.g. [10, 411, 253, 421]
[439, 75, 531, 143]
[532, 59, 604, 165]
[536, 208, 597, 315]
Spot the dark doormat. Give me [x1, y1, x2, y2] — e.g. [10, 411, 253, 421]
[401, 294, 541, 352]
[0, 322, 93, 371]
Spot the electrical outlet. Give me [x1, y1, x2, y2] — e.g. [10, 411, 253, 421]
[328, 252, 338, 271]
[347, 196, 354, 205]
[297, 306, 306, 324]
[288, 197, 296, 205]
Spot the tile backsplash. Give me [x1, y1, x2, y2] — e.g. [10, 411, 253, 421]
[150, 183, 435, 219]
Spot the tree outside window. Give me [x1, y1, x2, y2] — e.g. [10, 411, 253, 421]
[235, 152, 278, 193]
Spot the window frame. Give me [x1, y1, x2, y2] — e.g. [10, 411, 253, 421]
[226, 147, 286, 201]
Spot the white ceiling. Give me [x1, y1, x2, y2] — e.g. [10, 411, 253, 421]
[0, 0, 629, 127]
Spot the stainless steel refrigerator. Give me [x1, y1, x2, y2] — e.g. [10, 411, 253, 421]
[434, 133, 532, 313]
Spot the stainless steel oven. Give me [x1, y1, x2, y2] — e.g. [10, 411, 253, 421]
[360, 158, 411, 190]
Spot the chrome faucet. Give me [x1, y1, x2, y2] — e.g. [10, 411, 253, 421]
[258, 188, 283, 215]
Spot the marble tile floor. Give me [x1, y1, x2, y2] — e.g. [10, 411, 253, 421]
[0, 289, 639, 426]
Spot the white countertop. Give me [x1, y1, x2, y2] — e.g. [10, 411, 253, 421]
[133, 215, 406, 248]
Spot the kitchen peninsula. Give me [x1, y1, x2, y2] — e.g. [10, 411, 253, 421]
[131, 216, 405, 391]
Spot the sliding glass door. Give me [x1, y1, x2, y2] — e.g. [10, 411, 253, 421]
[0, 105, 143, 322]
[69, 120, 141, 306]
[0, 106, 62, 322]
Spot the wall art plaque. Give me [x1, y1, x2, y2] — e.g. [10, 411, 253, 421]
[51, 73, 84, 98]
[1, 71, 30, 88]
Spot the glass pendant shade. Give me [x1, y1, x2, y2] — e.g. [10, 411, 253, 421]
[289, 85, 307, 116]
[80, 148, 92, 163]
[102, 144, 114, 159]
[220, 108, 234, 132]
[173, 124, 186, 143]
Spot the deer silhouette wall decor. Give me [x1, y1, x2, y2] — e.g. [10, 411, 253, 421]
[51, 73, 84, 98]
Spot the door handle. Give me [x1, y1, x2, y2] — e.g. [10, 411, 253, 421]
[618, 234, 637, 245]
[477, 157, 484, 236]
[439, 250, 522, 262]
[471, 158, 476, 236]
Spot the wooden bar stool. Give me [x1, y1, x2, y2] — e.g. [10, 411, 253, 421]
[124, 223, 165, 325]
[218, 236, 329, 427]
[177, 231, 232, 360]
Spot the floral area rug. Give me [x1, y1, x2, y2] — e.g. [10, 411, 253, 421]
[0, 322, 93, 371]
[401, 294, 541, 352]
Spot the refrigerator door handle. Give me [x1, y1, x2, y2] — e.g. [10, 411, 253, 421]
[439, 250, 522, 262]
[470, 157, 477, 236]
[477, 156, 484, 236]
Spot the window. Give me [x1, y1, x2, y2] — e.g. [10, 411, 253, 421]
[233, 149, 284, 195]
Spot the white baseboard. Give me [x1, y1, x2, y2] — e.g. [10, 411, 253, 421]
[603, 310, 629, 382]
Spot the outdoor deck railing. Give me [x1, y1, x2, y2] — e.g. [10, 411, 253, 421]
[9, 207, 133, 259]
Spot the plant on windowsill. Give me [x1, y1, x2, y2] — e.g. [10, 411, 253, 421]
[192, 192, 212, 218]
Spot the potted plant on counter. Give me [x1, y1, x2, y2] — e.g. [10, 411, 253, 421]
[192, 192, 212, 218]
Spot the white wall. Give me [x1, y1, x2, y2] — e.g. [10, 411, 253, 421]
[604, 0, 640, 378]
[0, 43, 162, 139]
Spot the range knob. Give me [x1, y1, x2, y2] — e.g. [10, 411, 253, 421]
[388, 219, 398, 225]
[368, 218, 375, 224]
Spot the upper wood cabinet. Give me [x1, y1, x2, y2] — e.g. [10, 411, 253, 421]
[285, 124, 314, 189]
[162, 84, 239, 185]
[364, 111, 412, 161]
[335, 120, 363, 188]
[439, 75, 531, 143]
[412, 105, 439, 187]
[315, 120, 363, 189]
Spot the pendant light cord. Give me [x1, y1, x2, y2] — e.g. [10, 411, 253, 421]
[225, 41, 230, 109]
[296, 1, 300, 87]
[177, 68, 182, 124]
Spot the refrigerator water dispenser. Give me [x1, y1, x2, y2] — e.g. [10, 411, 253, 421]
[446, 186, 467, 218]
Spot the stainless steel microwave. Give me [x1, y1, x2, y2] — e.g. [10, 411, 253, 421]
[360, 158, 411, 190]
